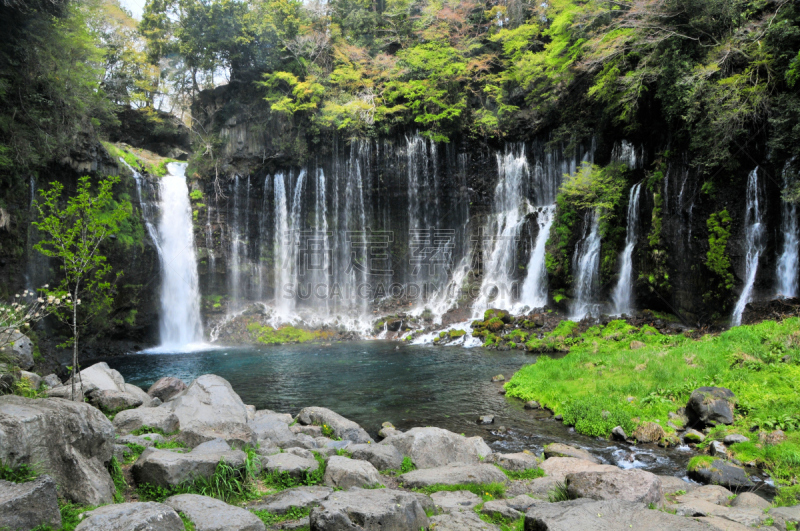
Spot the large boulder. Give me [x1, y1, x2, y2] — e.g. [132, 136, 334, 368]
[429, 511, 501, 530]
[296, 407, 373, 444]
[113, 407, 180, 435]
[0, 330, 34, 370]
[132, 439, 246, 487]
[90, 389, 143, 412]
[309, 487, 429, 530]
[524, 499, 713, 530]
[324, 456, 383, 489]
[380, 427, 491, 468]
[148, 377, 188, 402]
[164, 494, 266, 531]
[687, 387, 736, 427]
[74, 362, 126, 393]
[565, 469, 663, 505]
[538, 457, 618, 481]
[248, 413, 298, 447]
[74, 502, 184, 531]
[19, 371, 42, 390]
[160, 374, 248, 430]
[245, 486, 333, 515]
[398, 463, 508, 488]
[0, 395, 115, 505]
[262, 453, 319, 479]
[430, 490, 482, 514]
[487, 452, 540, 472]
[543, 443, 598, 463]
[176, 421, 256, 449]
[123, 383, 154, 407]
[688, 459, 755, 490]
[0, 476, 62, 531]
[631, 422, 666, 443]
[349, 443, 404, 470]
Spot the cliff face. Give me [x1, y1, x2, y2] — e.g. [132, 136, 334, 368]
[187, 87, 789, 325]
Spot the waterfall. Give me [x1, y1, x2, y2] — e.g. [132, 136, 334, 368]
[732, 167, 766, 326]
[570, 210, 602, 320]
[776, 160, 798, 298]
[612, 182, 642, 315]
[474, 145, 531, 310]
[273, 172, 292, 317]
[611, 140, 643, 170]
[153, 163, 204, 348]
[518, 206, 555, 309]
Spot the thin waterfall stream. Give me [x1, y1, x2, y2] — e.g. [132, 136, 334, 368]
[732, 167, 766, 326]
[612, 183, 642, 315]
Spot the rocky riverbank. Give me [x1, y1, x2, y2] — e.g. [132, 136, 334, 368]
[2, 363, 799, 530]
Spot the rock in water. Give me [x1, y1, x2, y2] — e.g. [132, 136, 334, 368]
[631, 422, 666, 443]
[309, 488, 429, 530]
[165, 494, 266, 531]
[296, 407, 373, 443]
[74, 502, 184, 531]
[687, 387, 736, 426]
[0, 395, 115, 505]
[160, 374, 249, 429]
[689, 459, 755, 490]
[380, 426, 491, 468]
[543, 443, 599, 463]
[565, 469, 663, 505]
[147, 376, 188, 402]
[0, 476, 61, 531]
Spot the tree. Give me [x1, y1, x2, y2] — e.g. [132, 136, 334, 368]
[32, 176, 129, 400]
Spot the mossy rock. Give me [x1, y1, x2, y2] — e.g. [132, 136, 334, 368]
[484, 309, 512, 324]
[486, 318, 505, 333]
[448, 329, 466, 339]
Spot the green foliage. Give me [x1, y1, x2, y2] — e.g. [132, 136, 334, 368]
[178, 512, 196, 531]
[262, 451, 327, 491]
[122, 443, 146, 464]
[400, 456, 415, 474]
[13, 377, 47, 399]
[561, 397, 637, 438]
[246, 323, 319, 344]
[131, 425, 177, 437]
[641, 167, 670, 294]
[0, 460, 37, 483]
[252, 506, 311, 527]
[107, 456, 127, 503]
[704, 209, 735, 312]
[687, 455, 715, 472]
[413, 482, 506, 501]
[547, 481, 576, 503]
[495, 465, 545, 481]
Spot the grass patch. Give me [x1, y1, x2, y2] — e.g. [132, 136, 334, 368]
[262, 452, 327, 491]
[178, 512, 196, 531]
[495, 465, 545, 481]
[547, 481, 576, 502]
[252, 506, 311, 526]
[130, 426, 177, 437]
[411, 482, 506, 501]
[0, 461, 37, 483]
[687, 455, 715, 472]
[107, 456, 127, 503]
[122, 443, 146, 464]
[246, 323, 326, 345]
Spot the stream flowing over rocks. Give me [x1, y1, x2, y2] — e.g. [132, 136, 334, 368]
[1, 363, 798, 530]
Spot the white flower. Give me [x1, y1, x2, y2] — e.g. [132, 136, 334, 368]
[37, 298, 44, 303]
[47, 296, 54, 303]
[77, 299, 81, 305]
[55, 299, 61, 305]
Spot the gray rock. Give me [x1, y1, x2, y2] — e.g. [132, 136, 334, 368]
[296, 407, 373, 444]
[380, 427, 491, 468]
[770, 505, 800, 524]
[478, 415, 495, 424]
[687, 387, 736, 426]
[723, 434, 749, 445]
[291, 424, 323, 437]
[505, 494, 538, 512]
[19, 371, 42, 390]
[90, 389, 143, 412]
[132, 438, 246, 487]
[118, 434, 158, 448]
[123, 383, 154, 407]
[176, 421, 256, 449]
[151, 397, 163, 407]
[428, 511, 499, 530]
[248, 413, 298, 447]
[246, 486, 333, 515]
[398, 463, 508, 488]
[610, 426, 627, 441]
[283, 433, 318, 450]
[147, 377, 188, 402]
[114, 444, 133, 462]
[73, 362, 127, 393]
[160, 374, 248, 429]
[246, 405, 256, 421]
[538, 457, 618, 481]
[675, 485, 734, 506]
[0, 476, 61, 531]
[309, 487, 429, 531]
[378, 426, 400, 438]
[164, 493, 266, 531]
[0, 395, 115, 505]
[0, 330, 34, 370]
[543, 443, 598, 463]
[487, 452, 540, 472]
[349, 443, 404, 470]
[138, 433, 167, 444]
[42, 374, 61, 388]
[46, 384, 84, 402]
[74, 501, 184, 531]
[287, 447, 315, 460]
[256, 439, 280, 457]
[524, 498, 713, 530]
[113, 406, 180, 435]
[482, 499, 522, 521]
[565, 468, 663, 505]
[689, 459, 755, 489]
[673, 498, 774, 527]
[658, 475, 698, 495]
[262, 453, 319, 478]
[430, 490, 482, 513]
[730, 492, 770, 510]
[506, 476, 560, 499]
[524, 401, 540, 410]
[324, 456, 383, 489]
[709, 441, 727, 457]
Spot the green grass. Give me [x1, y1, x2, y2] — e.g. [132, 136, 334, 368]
[0, 460, 37, 483]
[30, 501, 95, 531]
[246, 323, 325, 345]
[495, 465, 545, 480]
[102, 141, 177, 177]
[251, 506, 311, 526]
[262, 452, 327, 491]
[178, 512, 196, 531]
[107, 457, 127, 503]
[411, 482, 506, 501]
[122, 443, 146, 464]
[547, 481, 576, 502]
[505, 317, 800, 503]
[130, 425, 177, 437]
